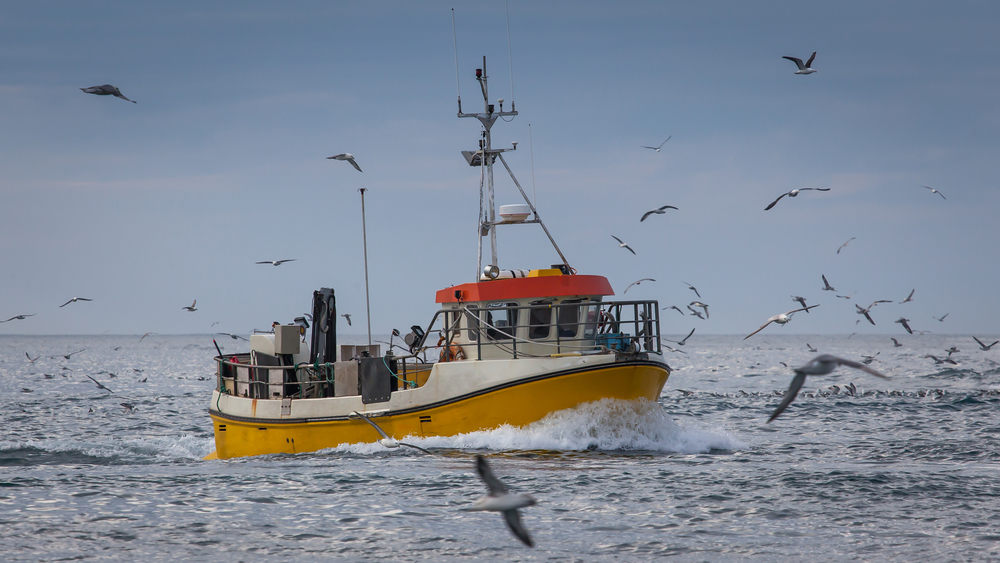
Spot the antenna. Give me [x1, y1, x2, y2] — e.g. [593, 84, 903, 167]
[505, 0, 515, 110]
[529, 123, 536, 208]
[452, 9, 462, 114]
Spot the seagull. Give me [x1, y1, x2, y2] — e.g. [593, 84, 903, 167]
[84, 374, 114, 394]
[791, 296, 810, 310]
[641, 136, 671, 152]
[921, 186, 946, 200]
[855, 300, 892, 326]
[836, 292, 856, 300]
[895, 317, 913, 335]
[973, 337, 999, 351]
[899, 289, 915, 304]
[624, 278, 655, 294]
[891, 338, 903, 347]
[351, 411, 430, 454]
[683, 281, 701, 298]
[59, 297, 93, 307]
[933, 313, 948, 322]
[182, 300, 197, 312]
[640, 205, 678, 222]
[837, 237, 856, 254]
[25, 352, 40, 362]
[342, 313, 352, 326]
[120, 402, 135, 414]
[861, 352, 880, 365]
[256, 259, 296, 266]
[139, 332, 154, 342]
[662, 305, 685, 316]
[80, 84, 136, 103]
[218, 333, 249, 341]
[806, 343, 818, 352]
[665, 327, 696, 346]
[764, 187, 830, 210]
[743, 305, 819, 340]
[327, 153, 363, 172]
[821, 275, 836, 292]
[461, 455, 537, 548]
[686, 304, 705, 320]
[1, 314, 35, 323]
[55, 349, 86, 360]
[945, 346, 960, 356]
[689, 301, 709, 319]
[925, 355, 957, 365]
[782, 51, 817, 75]
[768, 354, 888, 423]
[611, 235, 636, 255]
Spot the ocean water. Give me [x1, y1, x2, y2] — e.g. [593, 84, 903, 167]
[2, 333, 1000, 562]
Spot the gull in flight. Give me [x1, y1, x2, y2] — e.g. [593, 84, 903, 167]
[855, 300, 892, 326]
[54, 349, 86, 360]
[182, 300, 198, 312]
[256, 259, 296, 266]
[59, 297, 93, 307]
[662, 305, 685, 316]
[1, 314, 35, 323]
[80, 84, 136, 103]
[791, 296, 810, 310]
[973, 337, 999, 351]
[899, 289, 915, 304]
[895, 317, 913, 334]
[665, 327, 696, 346]
[121, 402, 136, 414]
[641, 136, 671, 152]
[933, 313, 948, 322]
[764, 187, 830, 211]
[891, 338, 903, 347]
[821, 275, 836, 292]
[342, 313, 352, 326]
[743, 305, 819, 340]
[683, 281, 701, 298]
[327, 153, 363, 172]
[139, 332, 154, 342]
[768, 354, 888, 423]
[351, 412, 430, 453]
[84, 374, 114, 394]
[946, 346, 960, 356]
[837, 237, 856, 254]
[807, 343, 818, 352]
[686, 304, 705, 320]
[624, 278, 655, 293]
[925, 355, 957, 365]
[218, 333, 249, 342]
[689, 301, 709, 319]
[921, 186, 946, 200]
[611, 235, 636, 255]
[640, 205, 678, 222]
[462, 455, 537, 547]
[25, 352, 40, 362]
[782, 51, 817, 75]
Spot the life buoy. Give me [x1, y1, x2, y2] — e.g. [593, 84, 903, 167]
[437, 335, 466, 362]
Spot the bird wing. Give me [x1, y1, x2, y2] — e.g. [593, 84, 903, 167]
[679, 327, 695, 344]
[475, 455, 508, 494]
[682, 282, 701, 298]
[764, 192, 788, 211]
[59, 299, 72, 307]
[657, 136, 672, 149]
[624, 244, 636, 255]
[821, 274, 834, 290]
[353, 411, 390, 440]
[862, 310, 875, 325]
[744, 318, 775, 340]
[611, 235, 624, 245]
[624, 282, 637, 294]
[279, 259, 296, 264]
[503, 509, 534, 547]
[805, 51, 816, 68]
[640, 210, 655, 222]
[834, 357, 890, 379]
[783, 56, 806, 70]
[768, 371, 807, 423]
[348, 157, 363, 172]
[973, 337, 985, 347]
[904, 289, 915, 302]
[787, 305, 819, 315]
[658, 205, 678, 212]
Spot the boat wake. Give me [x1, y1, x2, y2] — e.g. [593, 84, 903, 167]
[0, 435, 215, 466]
[331, 398, 746, 455]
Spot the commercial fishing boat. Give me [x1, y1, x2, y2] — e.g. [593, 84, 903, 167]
[204, 57, 671, 460]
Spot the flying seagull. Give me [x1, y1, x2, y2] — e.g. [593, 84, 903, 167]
[80, 84, 136, 103]
[218, 333, 249, 342]
[640, 205, 678, 222]
[59, 297, 93, 307]
[768, 354, 888, 423]
[84, 374, 114, 394]
[641, 136, 671, 152]
[689, 301, 709, 319]
[683, 281, 701, 298]
[855, 300, 892, 326]
[25, 352, 40, 362]
[686, 304, 705, 320]
[895, 317, 913, 335]
[182, 300, 197, 312]
[611, 235, 636, 255]
[624, 278, 655, 294]
[665, 327, 696, 346]
[899, 289, 915, 304]
[921, 186, 946, 200]
[837, 237, 856, 254]
[351, 411, 430, 454]
[662, 305, 685, 316]
[973, 337, 999, 351]
[120, 402, 135, 414]
[139, 332, 154, 342]
[782, 51, 817, 75]
[743, 305, 819, 340]
[256, 259, 296, 266]
[327, 153, 363, 172]
[821, 275, 836, 292]
[933, 313, 948, 322]
[946, 346, 960, 356]
[56, 349, 86, 360]
[807, 343, 818, 352]
[342, 313, 352, 326]
[1, 314, 35, 323]
[461, 455, 537, 547]
[764, 187, 830, 211]
[891, 338, 903, 348]
[791, 296, 810, 310]
[925, 354, 957, 365]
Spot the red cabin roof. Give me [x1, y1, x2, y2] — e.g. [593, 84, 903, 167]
[436, 275, 615, 304]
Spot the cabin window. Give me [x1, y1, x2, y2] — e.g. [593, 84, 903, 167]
[557, 300, 583, 338]
[486, 302, 518, 340]
[528, 301, 552, 340]
[465, 306, 479, 341]
[582, 304, 600, 338]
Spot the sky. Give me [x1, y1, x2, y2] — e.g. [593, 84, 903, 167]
[1, 1, 998, 338]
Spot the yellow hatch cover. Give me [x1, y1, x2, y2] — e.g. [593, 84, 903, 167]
[528, 269, 562, 277]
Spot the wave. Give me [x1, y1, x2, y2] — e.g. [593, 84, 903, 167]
[0, 435, 214, 466]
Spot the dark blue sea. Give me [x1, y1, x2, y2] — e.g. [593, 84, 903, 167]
[2, 334, 999, 562]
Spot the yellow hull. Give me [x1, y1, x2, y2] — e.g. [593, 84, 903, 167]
[207, 361, 668, 459]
